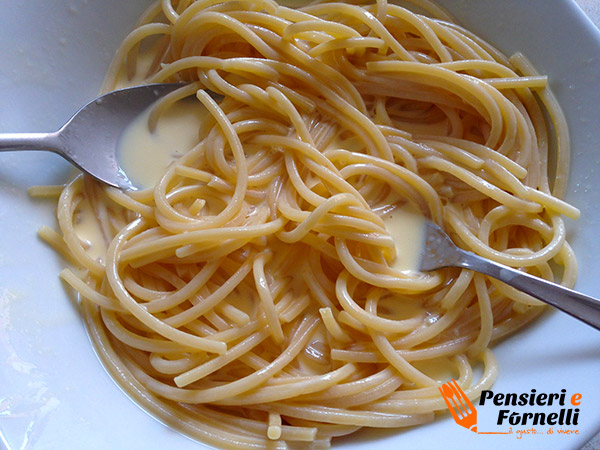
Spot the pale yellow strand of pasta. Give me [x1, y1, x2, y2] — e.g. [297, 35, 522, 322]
[129, 315, 319, 403]
[266, 402, 432, 428]
[331, 337, 471, 363]
[302, 3, 416, 62]
[309, 36, 385, 57]
[56, 176, 105, 276]
[367, 60, 505, 148]
[105, 187, 155, 219]
[467, 274, 494, 358]
[266, 86, 315, 146]
[283, 19, 362, 41]
[215, 364, 356, 405]
[369, 331, 438, 388]
[142, 259, 221, 313]
[59, 268, 124, 312]
[419, 136, 527, 179]
[37, 225, 78, 266]
[335, 239, 441, 291]
[181, 11, 280, 59]
[253, 252, 285, 344]
[161, 0, 179, 24]
[419, 156, 542, 213]
[335, 272, 427, 333]
[267, 412, 282, 440]
[28, 184, 65, 198]
[119, 220, 282, 263]
[278, 194, 363, 243]
[171, 0, 277, 49]
[326, 149, 443, 223]
[163, 259, 255, 328]
[382, 4, 453, 62]
[105, 219, 227, 354]
[103, 23, 171, 90]
[446, 208, 566, 267]
[510, 53, 570, 198]
[319, 307, 353, 343]
[175, 328, 270, 387]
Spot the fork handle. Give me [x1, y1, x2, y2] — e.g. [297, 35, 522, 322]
[458, 250, 600, 331]
[0, 132, 63, 153]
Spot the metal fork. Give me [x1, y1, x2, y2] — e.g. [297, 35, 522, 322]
[420, 222, 600, 331]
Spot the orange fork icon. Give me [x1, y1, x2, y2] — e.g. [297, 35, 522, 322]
[439, 379, 478, 433]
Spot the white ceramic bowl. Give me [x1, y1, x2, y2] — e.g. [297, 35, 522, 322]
[1, 1, 599, 449]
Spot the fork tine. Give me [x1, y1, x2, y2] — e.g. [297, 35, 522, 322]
[438, 386, 462, 422]
[419, 222, 464, 272]
[450, 395, 466, 418]
[447, 382, 469, 414]
[451, 379, 476, 412]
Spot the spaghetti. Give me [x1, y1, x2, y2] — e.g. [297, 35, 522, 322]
[34, 0, 579, 448]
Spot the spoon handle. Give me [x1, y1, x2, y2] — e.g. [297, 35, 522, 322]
[458, 249, 600, 331]
[0, 132, 63, 153]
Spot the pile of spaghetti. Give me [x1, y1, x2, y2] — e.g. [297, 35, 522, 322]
[35, 0, 579, 448]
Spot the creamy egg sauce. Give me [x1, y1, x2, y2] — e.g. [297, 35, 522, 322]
[118, 99, 210, 189]
[382, 206, 425, 273]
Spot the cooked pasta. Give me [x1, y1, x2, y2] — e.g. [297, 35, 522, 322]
[33, 0, 579, 448]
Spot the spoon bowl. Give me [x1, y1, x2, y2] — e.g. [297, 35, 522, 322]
[0, 83, 187, 190]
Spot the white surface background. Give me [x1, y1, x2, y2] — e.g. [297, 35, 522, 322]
[577, 0, 600, 25]
[576, 3, 600, 448]
[1, 1, 600, 450]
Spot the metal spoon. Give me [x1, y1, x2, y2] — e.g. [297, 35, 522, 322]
[0, 83, 186, 190]
[419, 221, 600, 331]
